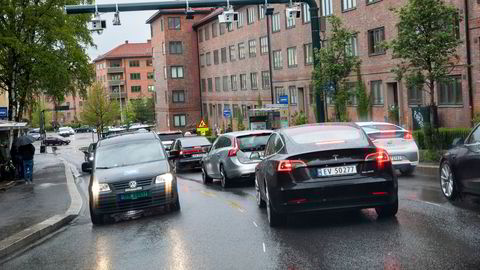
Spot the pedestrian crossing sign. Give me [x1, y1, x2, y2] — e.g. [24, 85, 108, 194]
[196, 119, 209, 135]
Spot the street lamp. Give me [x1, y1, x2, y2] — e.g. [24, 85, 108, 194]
[265, 3, 275, 104]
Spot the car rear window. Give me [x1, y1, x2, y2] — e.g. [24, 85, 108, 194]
[366, 131, 407, 140]
[158, 133, 183, 141]
[286, 126, 368, 146]
[237, 134, 271, 151]
[181, 137, 211, 148]
[362, 124, 402, 131]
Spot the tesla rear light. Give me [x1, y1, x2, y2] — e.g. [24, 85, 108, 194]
[277, 160, 307, 172]
[365, 149, 390, 169]
[404, 132, 413, 140]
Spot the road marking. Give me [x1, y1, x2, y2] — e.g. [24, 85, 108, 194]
[253, 221, 258, 227]
[423, 201, 442, 207]
[201, 191, 216, 197]
[227, 200, 246, 213]
[263, 242, 266, 253]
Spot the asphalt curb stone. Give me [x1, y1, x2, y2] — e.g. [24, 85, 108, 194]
[0, 160, 82, 259]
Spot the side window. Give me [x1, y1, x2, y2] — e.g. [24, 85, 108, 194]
[224, 137, 232, 147]
[264, 134, 277, 156]
[274, 135, 284, 153]
[467, 126, 480, 144]
[211, 137, 221, 150]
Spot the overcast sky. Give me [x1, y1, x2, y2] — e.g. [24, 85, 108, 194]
[86, 0, 157, 61]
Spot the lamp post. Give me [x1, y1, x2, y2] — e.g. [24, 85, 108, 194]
[265, 5, 275, 104]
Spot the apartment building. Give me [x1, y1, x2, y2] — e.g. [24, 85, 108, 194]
[93, 40, 155, 108]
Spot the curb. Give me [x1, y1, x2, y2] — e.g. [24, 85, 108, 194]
[415, 164, 439, 178]
[0, 160, 83, 259]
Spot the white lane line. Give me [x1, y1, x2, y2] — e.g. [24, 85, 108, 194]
[238, 208, 246, 213]
[262, 242, 266, 253]
[423, 201, 442, 207]
[253, 221, 258, 227]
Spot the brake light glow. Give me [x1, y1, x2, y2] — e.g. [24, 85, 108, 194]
[277, 160, 307, 172]
[404, 132, 413, 140]
[365, 149, 390, 169]
[288, 198, 308, 204]
[228, 138, 239, 157]
[372, 192, 389, 196]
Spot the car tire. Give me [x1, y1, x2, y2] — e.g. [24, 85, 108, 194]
[220, 165, 229, 188]
[255, 176, 266, 208]
[440, 161, 458, 201]
[265, 184, 285, 227]
[170, 195, 181, 212]
[174, 160, 182, 174]
[202, 164, 212, 184]
[375, 199, 398, 218]
[90, 204, 104, 225]
[400, 166, 415, 176]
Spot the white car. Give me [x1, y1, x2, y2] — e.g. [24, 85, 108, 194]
[357, 122, 419, 176]
[58, 127, 75, 137]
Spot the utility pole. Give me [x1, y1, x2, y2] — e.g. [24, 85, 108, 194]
[265, 5, 275, 105]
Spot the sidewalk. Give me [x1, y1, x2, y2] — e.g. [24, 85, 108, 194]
[0, 153, 70, 242]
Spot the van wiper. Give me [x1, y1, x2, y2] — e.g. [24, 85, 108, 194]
[95, 166, 112, 169]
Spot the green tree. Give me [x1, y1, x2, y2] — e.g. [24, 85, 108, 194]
[355, 67, 371, 121]
[31, 101, 52, 129]
[257, 94, 263, 108]
[389, 0, 462, 124]
[81, 82, 120, 137]
[236, 109, 245, 131]
[0, 0, 94, 121]
[131, 98, 155, 124]
[122, 101, 136, 128]
[313, 16, 361, 122]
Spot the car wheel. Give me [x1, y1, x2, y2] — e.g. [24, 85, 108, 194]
[170, 195, 181, 212]
[89, 204, 104, 225]
[265, 184, 285, 227]
[400, 166, 415, 176]
[174, 160, 182, 174]
[375, 199, 398, 218]
[201, 164, 212, 184]
[255, 175, 266, 208]
[440, 161, 458, 201]
[220, 165, 229, 188]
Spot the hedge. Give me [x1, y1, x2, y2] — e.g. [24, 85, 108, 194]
[413, 128, 471, 150]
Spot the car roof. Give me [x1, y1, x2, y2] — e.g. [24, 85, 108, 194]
[98, 132, 159, 147]
[157, 130, 183, 135]
[224, 130, 273, 137]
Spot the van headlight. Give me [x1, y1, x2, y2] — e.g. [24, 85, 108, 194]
[92, 179, 111, 195]
[155, 173, 174, 184]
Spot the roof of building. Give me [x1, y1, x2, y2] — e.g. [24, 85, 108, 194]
[192, 8, 224, 28]
[146, 8, 215, 24]
[93, 40, 152, 62]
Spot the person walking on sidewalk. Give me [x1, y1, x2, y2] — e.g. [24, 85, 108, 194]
[18, 143, 35, 184]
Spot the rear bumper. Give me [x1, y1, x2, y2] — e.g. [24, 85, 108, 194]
[270, 177, 397, 215]
[178, 157, 203, 168]
[386, 149, 419, 169]
[224, 157, 259, 180]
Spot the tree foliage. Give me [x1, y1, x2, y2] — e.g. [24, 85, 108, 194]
[81, 83, 120, 137]
[131, 98, 155, 124]
[313, 16, 361, 121]
[31, 100, 52, 129]
[355, 66, 371, 121]
[0, 0, 95, 121]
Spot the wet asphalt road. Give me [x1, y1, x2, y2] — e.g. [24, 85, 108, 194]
[1, 133, 480, 269]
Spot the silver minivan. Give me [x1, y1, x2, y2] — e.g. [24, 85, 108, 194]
[201, 130, 273, 188]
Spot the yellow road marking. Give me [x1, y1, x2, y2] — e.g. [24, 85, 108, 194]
[200, 191, 216, 197]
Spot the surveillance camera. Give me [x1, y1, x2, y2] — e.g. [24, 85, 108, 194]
[88, 19, 106, 31]
[218, 8, 239, 23]
[286, 5, 301, 19]
[185, 9, 195, 20]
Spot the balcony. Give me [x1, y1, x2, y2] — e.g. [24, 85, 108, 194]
[107, 66, 124, 73]
[108, 79, 125, 87]
[109, 91, 127, 99]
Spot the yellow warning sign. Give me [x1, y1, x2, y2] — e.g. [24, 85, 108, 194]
[197, 119, 208, 129]
[196, 119, 209, 136]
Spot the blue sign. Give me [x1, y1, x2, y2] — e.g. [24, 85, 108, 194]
[279, 95, 289, 104]
[0, 107, 7, 119]
[223, 109, 232, 118]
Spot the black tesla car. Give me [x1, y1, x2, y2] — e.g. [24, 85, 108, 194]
[169, 136, 212, 172]
[43, 136, 70, 146]
[82, 132, 179, 225]
[255, 123, 398, 227]
[439, 125, 480, 200]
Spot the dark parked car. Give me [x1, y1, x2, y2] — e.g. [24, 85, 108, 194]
[439, 124, 480, 200]
[43, 136, 70, 146]
[75, 126, 93, 133]
[157, 131, 184, 152]
[169, 136, 212, 172]
[82, 132, 179, 225]
[202, 130, 272, 187]
[255, 123, 398, 227]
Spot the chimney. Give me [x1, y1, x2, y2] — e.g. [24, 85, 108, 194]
[125, 40, 128, 44]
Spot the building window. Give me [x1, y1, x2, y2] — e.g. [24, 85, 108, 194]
[209, 104, 213, 117]
[131, 85, 141, 93]
[346, 35, 358, 56]
[237, 11, 244, 28]
[111, 74, 121, 80]
[371, 80, 383, 105]
[148, 85, 155, 92]
[346, 82, 357, 105]
[287, 47, 297, 68]
[198, 29, 203, 42]
[203, 103, 208, 116]
[303, 4, 311, 23]
[172, 90, 185, 103]
[221, 47, 227, 63]
[168, 17, 181, 30]
[173, 114, 186, 127]
[286, 12, 296, 29]
[200, 54, 205, 67]
[170, 66, 184, 79]
[212, 22, 218, 37]
[275, 87, 286, 104]
[247, 7, 255, 24]
[206, 52, 212, 66]
[160, 18, 164, 31]
[272, 13, 281, 32]
[260, 36, 268, 54]
[213, 50, 219, 65]
[273, 50, 283, 69]
[229, 45, 236, 61]
[146, 59, 153, 66]
[322, 0, 333, 16]
[129, 60, 140, 67]
[259, 5, 265, 20]
[130, 73, 140, 80]
[227, 22, 233, 32]
[238, 42, 246, 60]
[439, 76, 463, 105]
[231, 75, 238, 91]
[240, 74, 247, 90]
[162, 42, 166, 55]
[250, 72, 258, 90]
[261, 71, 270, 90]
[169, 41, 183, 54]
[368, 27, 385, 55]
[342, 0, 356, 11]
[208, 78, 213, 92]
[201, 79, 206, 92]
[215, 77, 221, 91]
[232, 104, 240, 118]
[367, 0, 382, 4]
[248, 40, 256, 58]
[163, 66, 167, 79]
[147, 72, 154, 79]
[304, 43, 313, 65]
[408, 85, 423, 105]
[223, 76, 229, 91]
[289, 86, 297, 104]
[220, 23, 225, 35]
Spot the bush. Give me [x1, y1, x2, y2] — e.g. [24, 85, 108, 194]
[413, 128, 471, 150]
[419, 149, 443, 163]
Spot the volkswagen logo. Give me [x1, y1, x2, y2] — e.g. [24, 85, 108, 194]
[129, 181, 137, 188]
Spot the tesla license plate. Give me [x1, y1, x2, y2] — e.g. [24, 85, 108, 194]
[391, 156, 403, 161]
[317, 165, 357, 177]
[119, 191, 150, 201]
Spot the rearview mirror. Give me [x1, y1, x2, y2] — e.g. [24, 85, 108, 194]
[81, 162, 92, 173]
[452, 137, 464, 147]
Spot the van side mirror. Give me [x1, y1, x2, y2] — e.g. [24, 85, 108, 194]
[82, 162, 92, 173]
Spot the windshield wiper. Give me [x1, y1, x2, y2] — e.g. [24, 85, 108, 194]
[95, 166, 112, 169]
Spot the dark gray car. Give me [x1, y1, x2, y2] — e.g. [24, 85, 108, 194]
[201, 130, 272, 188]
[82, 132, 179, 225]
